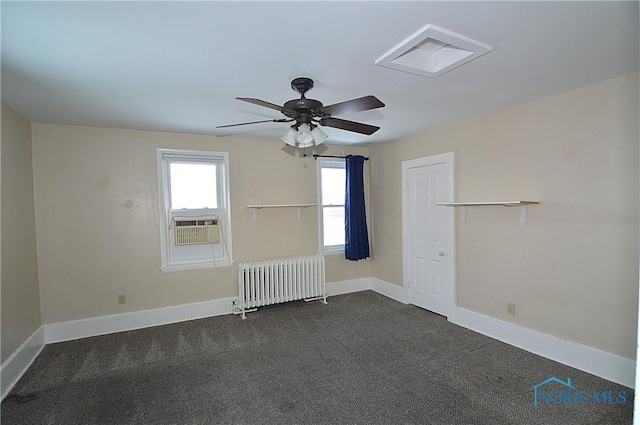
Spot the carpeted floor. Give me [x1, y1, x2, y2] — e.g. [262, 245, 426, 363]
[1, 291, 634, 424]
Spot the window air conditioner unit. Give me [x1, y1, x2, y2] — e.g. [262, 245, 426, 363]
[173, 216, 219, 245]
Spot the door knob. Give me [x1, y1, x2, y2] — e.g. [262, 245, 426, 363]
[438, 251, 445, 256]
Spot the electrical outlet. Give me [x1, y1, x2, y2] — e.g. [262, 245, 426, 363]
[507, 302, 515, 315]
[118, 294, 126, 305]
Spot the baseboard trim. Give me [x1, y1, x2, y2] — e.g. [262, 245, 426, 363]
[326, 277, 371, 297]
[1, 326, 45, 401]
[368, 277, 635, 388]
[45, 297, 235, 344]
[370, 277, 405, 303]
[448, 306, 635, 388]
[19, 278, 636, 395]
[46, 278, 373, 344]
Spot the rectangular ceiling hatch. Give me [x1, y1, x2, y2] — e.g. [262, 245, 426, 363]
[375, 24, 492, 78]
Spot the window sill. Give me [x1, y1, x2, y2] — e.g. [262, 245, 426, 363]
[321, 248, 345, 256]
[161, 259, 234, 273]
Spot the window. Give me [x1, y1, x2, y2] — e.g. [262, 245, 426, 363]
[157, 149, 233, 272]
[318, 158, 346, 252]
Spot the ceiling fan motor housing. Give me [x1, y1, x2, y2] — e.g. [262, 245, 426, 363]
[285, 77, 326, 126]
[282, 98, 324, 124]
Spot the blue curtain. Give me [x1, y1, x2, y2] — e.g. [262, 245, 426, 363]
[345, 155, 370, 261]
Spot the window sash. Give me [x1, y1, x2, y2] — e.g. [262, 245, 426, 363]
[318, 158, 346, 252]
[157, 149, 232, 272]
[169, 162, 218, 210]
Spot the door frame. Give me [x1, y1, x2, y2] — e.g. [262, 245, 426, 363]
[401, 152, 455, 316]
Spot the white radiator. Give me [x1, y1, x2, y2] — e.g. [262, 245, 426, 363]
[234, 255, 327, 319]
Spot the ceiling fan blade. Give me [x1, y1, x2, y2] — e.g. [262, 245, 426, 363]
[216, 118, 293, 128]
[320, 117, 380, 135]
[321, 95, 385, 116]
[236, 97, 294, 114]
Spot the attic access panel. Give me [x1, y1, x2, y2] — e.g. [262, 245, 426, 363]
[375, 24, 492, 78]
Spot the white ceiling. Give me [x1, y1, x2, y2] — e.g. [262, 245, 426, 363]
[2, 1, 638, 146]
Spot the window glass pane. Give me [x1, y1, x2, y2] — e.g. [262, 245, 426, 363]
[323, 207, 345, 246]
[321, 167, 345, 206]
[170, 163, 217, 209]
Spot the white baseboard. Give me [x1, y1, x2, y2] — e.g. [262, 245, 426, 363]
[326, 276, 405, 303]
[369, 277, 635, 388]
[370, 277, 406, 303]
[1, 326, 45, 401]
[10, 277, 633, 401]
[46, 278, 374, 344]
[448, 306, 636, 388]
[326, 277, 371, 297]
[45, 297, 235, 344]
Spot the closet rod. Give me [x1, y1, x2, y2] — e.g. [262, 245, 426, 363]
[312, 154, 369, 161]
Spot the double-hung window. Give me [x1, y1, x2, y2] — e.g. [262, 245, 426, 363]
[157, 149, 233, 272]
[318, 158, 346, 253]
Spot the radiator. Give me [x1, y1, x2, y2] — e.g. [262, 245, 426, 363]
[234, 255, 327, 319]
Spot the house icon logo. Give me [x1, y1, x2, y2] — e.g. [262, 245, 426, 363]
[530, 377, 574, 407]
[529, 377, 628, 407]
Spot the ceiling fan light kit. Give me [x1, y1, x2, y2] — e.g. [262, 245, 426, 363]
[295, 123, 315, 148]
[311, 126, 328, 145]
[280, 123, 329, 148]
[218, 77, 385, 147]
[281, 126, 298, 146]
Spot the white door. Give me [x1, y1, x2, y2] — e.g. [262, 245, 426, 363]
[402, 153, 454, 317]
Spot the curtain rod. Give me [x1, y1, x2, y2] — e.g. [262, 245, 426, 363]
[312, 154, 369, 161]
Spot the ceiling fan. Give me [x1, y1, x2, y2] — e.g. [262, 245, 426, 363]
[217, 77, 385, 147]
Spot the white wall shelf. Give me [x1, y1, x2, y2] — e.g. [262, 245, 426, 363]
[246, 204, 317, 222]
[437, 200, 539, 225]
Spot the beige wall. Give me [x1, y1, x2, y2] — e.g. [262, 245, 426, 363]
[19, 73, 639, 362]
[1, 103, 42, 363]
[370, 73, 639, 360]
[31, 125, 370, 324]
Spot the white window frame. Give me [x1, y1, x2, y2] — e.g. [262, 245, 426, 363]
[157, 149, 233, 272]
[317, 158, 346, 254]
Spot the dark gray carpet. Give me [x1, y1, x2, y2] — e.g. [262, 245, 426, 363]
[1, 291, 633, 424]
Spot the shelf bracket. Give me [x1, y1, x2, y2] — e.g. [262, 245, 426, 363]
[520, 206, 526, 226]
[247, 204, 316, 223]
[461, 206, 467, 223]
